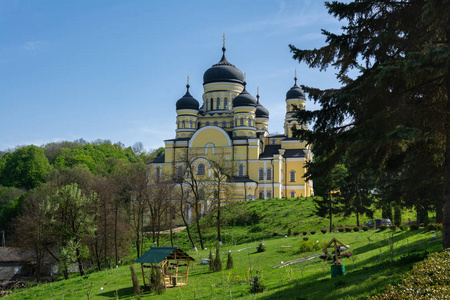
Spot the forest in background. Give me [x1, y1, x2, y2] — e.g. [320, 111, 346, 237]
[0, 139, 164, 279]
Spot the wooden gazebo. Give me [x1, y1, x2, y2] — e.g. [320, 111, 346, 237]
[323, 237, 349, 264]
[135, 247, 195, 288]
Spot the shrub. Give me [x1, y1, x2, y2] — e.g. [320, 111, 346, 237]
[372, 249, 450, 299]
[338, 228, 344, 232]
[250, 274, 265, 294]
[437, 223, 443, 231]
[209, 250, 214, 271]
[272, 232, 278, 237]
[427, 223, 437, 231]
[294, 231, 300, 236]
[256, 243, 266, 253]
[303, 236, 309, 241]
[353, 226, 359, 232]
[400, 224, 408, 231]
[130, 265, 141, 296]
[390, 225, 397, 231]
[213, 248, 222, 272]
[150, 265, 165, 294]
[226, 251, 234, 269]
[303, 231, 308, 236]
[379, 225, 388, 231]
[287, 228, 292, 237]
[310, 230, 316, 235]
[345, 227, 352, 233]
[321, 229, 327, 234]
[341, 252, 352, 258]
[362, 226, 369, 231]
[410, 224, 420, 231]
[298, 239, 325, 253]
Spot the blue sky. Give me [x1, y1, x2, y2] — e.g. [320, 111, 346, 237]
[1, 0, 345, 152]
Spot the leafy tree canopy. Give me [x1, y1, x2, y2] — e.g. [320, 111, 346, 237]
[290, 0, 450, 247]
[1, 145, 51, 190]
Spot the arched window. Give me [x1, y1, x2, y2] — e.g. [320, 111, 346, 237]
[259, 191, 264, 199]
[222, 121, 227, 128]
[155, 167, 161, 182]
[206, 100, 209, 111]
[205, 121, 210, 126]
[266, 191, 272, 199]
[238, 164, 244, 176]
[266, 168, 272, 180]
[213, 121, 218, 126]
[248, 119, 251, 126]
[290, 191, 296, 198]
[259, 168, 264, 180]
[290, 170, 296, 182]
[197, 163, 206, 175]
[182, 120, 185, 128]
[210, 98, 214, 110]
[292, 123, 297, 129]
[271, 139, 276, 145]
[189, 120, 193, 128]
[216, 97, 221, 109]
[240, 118, 244, 126]
[224, 97, 228, 109]
[198, 122, 201, 128]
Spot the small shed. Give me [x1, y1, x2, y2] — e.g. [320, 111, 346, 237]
[135, 247, 195, 288]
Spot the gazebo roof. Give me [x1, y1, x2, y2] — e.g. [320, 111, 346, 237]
[135, 247, 195, 264]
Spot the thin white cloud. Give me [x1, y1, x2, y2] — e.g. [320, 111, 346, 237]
[23, 40, 47, 55]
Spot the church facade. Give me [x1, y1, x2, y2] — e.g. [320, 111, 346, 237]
[149, 43, 313, 201]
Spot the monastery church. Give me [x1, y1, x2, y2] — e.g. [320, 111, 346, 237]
[149, 40, 313, 204]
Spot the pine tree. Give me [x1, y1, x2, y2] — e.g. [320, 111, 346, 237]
[208, 250, 213, 271]
[150, 265, 165, 294]
[290, 0, 450, 249]
[213, 247, 222, 272]
[226, 251, 234, 269]
[130, 264, 140, 296]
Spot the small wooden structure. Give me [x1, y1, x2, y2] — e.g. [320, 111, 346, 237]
[135, 247, 195, 288]
[323, 237, 349, 265]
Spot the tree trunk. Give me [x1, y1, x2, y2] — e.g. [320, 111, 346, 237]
[179, 186, 196, 248]
[196, 213, 205, 250]
[329, 193, 333, 233]
[443, 63, 450, 249]
[76, 247, 85, 276]
[217, 191, 222, 243]
[356, 210, 360, 227]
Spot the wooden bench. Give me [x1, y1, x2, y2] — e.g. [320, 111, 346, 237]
[280, 246, 292, 250]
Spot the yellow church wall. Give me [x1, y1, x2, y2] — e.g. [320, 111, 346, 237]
[190, 127, 231, 148]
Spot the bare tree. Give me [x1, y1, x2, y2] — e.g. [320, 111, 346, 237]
[209, 155, 235, 244]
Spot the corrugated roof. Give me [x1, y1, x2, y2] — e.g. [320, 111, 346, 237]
[135, 247, 195, 264]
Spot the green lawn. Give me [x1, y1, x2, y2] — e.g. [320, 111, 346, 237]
[7, 227, 443, 299]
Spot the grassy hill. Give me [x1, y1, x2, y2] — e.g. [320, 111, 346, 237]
[5, 198, 443, 299]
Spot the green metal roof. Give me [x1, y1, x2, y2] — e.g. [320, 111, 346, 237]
[135, 247, 195, 264]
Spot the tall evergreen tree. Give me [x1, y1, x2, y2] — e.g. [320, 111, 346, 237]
[290, 1, 450, 248]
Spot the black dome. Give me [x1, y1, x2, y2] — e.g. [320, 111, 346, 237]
[255, 94, 269, 118]
[203, 47, 244, 85]
[176, 84, 199, 110]
[286, 77, 305, 99]
[233, 83, 257, 108]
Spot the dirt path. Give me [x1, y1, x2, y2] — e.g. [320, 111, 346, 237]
[273, 254, 321, 268]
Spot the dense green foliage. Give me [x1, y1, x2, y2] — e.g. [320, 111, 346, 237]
[1, 145, 50, 190]
[290, 0, 450, 248]
[373, 249, 450, 299]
